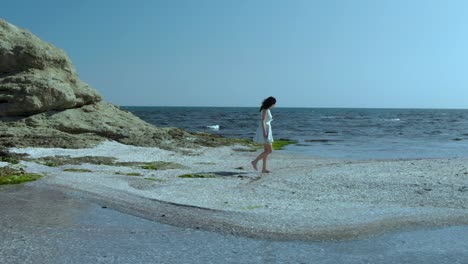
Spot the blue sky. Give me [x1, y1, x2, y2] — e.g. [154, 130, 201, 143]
[3, 0, 468, 108]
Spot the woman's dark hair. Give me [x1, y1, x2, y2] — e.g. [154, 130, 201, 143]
[259, 96, 276, 112]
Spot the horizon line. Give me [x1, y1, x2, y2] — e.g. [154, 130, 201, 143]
[118, 105, 468, 110]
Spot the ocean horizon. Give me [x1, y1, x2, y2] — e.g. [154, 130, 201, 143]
[122, 105, 468, 110]
[122, 106, 468, 160]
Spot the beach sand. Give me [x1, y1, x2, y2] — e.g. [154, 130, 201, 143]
[7, 140, 468, 241]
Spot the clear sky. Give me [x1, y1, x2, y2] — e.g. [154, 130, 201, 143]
[3, 0, 468, 108]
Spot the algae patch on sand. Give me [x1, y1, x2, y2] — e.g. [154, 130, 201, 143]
[0, 167, 42, 185]
[272, 139, 297, 150]
[28, 156, 186, 171]
[115, 172, 142, 176]
[139, 161, 186, 170]
[178, 173, 217, 178]
[0, 156, 20, 164]
[30, 156, 116, 167]
[249, 139, 297, 151]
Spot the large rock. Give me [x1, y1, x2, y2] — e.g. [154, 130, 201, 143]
[0, 102, 199, 149]
[0, 19, 101, 117]
[0, 19, 241, 150]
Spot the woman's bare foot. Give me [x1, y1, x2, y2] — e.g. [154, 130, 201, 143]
[262, 170, 271, 173]
[251, 161, 258, 170]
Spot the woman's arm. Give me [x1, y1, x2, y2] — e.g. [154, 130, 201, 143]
[261, 109, 268, 139]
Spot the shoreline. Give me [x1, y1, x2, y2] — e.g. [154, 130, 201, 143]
[5, 140, 468, 241]
[2, 183, 467, 264]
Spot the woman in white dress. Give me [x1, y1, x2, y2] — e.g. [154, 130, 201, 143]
[251, 96, 276, 173]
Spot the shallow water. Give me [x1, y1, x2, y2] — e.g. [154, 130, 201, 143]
[1, 184, 467, 264]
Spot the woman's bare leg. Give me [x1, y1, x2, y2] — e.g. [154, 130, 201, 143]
[251, 144, 269, 170]
[262, 143, 273, 173]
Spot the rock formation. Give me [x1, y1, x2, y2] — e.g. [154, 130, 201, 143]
[0, 19, 101, 117]
[0, 19, 236, 149]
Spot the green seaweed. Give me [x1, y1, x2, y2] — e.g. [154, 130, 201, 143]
[0, 174, 42, 185]
[139, 161, 186, 170]
[44, 161, 60, 167]
[178, 173, 217, 178]
[251, 139, 297, 151]
[0, 156, 19, 164]
[28, 156, 186, 171]
[116, 172, 142, 176]
[31, 156, 117, 167]
[272, 139, 297, 150]
[0, 167, 42, 185]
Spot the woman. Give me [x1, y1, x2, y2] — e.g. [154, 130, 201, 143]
[251, 96, 276, 173]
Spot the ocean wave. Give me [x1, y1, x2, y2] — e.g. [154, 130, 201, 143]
[379, 118, 401, 122]
[206, 125, 220, 130]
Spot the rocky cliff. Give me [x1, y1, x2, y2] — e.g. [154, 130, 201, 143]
[0, 19, 234, 149]
[0, 19, 101, 117]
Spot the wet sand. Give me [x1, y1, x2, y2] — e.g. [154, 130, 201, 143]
[1, 183, 467, 264]
[6, 140, 468, 241]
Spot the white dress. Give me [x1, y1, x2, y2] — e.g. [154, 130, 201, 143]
[253, 109, 274, 144]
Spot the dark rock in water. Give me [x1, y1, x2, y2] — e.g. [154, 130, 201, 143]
[0, 19, 237, 150]
[0, 146, 27, 163]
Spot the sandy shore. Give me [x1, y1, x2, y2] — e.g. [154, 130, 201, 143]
[7, 141, 468, 241]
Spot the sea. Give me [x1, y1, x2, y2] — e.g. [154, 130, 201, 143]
[122, 107, 468, 160]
